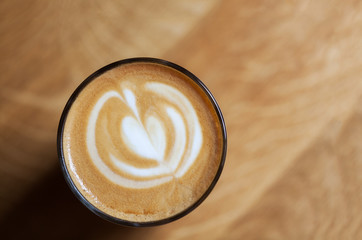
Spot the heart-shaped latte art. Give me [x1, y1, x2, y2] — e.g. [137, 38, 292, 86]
[86, 82, 202, 189]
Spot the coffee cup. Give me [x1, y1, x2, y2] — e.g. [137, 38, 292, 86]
[57, 58, 227, 226]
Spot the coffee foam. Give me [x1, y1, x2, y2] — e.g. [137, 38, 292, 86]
[62, 62, 224, 222]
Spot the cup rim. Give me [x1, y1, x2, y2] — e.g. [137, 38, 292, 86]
[57, 57, 227, 227]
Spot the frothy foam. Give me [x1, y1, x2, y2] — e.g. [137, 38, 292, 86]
[61, 61, 224, 223]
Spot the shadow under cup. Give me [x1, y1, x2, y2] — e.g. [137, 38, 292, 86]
[57, 58, 227, 227]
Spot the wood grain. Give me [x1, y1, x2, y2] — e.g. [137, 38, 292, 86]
[1, 0, 362, 239]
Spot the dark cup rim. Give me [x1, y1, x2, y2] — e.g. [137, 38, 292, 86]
[57, 57, 227, 227]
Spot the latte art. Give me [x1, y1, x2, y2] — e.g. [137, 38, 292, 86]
[87, 82, 203, 188]
[59, 59, 226, 224]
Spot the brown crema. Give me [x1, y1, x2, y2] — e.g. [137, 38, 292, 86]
[61, 61, 224, 223]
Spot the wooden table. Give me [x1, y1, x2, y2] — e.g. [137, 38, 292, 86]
[1, 0, 361, 239]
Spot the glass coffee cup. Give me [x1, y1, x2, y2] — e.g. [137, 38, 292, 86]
[57, 58, 227, 226]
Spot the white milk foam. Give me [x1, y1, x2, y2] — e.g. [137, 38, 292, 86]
[86, 82, 203, 189]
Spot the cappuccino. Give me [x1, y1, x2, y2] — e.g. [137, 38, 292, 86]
[58, 58, 226, 225]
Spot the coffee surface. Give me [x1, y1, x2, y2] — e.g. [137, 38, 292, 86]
[62, 62, 224, 222]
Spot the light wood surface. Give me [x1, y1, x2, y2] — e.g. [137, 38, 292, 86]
[1, 0, 362, 239]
